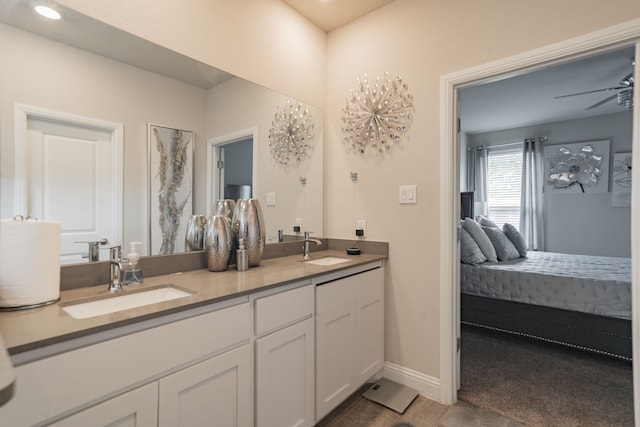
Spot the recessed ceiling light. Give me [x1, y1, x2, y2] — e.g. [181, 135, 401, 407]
[34, 5, 61, 20]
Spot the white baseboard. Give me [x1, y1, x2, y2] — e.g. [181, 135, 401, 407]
[382, 361, 441, 403]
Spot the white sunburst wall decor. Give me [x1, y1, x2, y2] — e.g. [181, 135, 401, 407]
[341, 72, 414, 154]
[268, 99, 315, 166]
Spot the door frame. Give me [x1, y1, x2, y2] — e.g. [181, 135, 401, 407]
[13, 103, 124, 252]
[439, 18, 640, 414]
[205, 127, 257, 214]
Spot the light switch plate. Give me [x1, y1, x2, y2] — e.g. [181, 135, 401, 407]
[266, 192, 276, 206]
[399, 185, 417, 204]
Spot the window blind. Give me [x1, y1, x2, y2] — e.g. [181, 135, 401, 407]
[486, 146, 522, 229]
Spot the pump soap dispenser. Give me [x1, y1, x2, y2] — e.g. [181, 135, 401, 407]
[122, 241, 143, 285]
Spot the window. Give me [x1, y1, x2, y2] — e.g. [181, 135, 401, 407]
[486, 145, 523, 229]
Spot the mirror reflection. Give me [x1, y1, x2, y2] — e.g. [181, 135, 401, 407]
[0, 3, 323, 263]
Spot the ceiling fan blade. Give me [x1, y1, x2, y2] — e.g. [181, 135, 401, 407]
[585, 93, 618, 110]
[554, 86, 626, 99]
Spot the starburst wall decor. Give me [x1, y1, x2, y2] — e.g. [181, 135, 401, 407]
[341, 72, 414, 154]
[268, 99, 315, 165]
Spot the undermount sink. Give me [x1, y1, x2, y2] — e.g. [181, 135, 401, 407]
[304, 256, 351, 266]
[61, 285, 194, 319]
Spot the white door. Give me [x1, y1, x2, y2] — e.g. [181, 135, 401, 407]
[14, 104, 123, 264]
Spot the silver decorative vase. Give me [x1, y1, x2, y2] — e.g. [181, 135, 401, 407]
[185, 215, 206, 252]
[214, 199, 236, 223]
[204, 215, 232, 272]
[214, 199, 237, 254]
[232, 198, 265, 267]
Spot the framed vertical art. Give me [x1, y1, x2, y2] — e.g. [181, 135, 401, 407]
[148, 124, 194, 255]
[612, 152, 632, 207]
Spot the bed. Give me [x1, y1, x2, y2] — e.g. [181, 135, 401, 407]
[460, 251, 632, 360]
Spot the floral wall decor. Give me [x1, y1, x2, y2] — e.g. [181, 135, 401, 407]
[149, 124, 193, 255]
[612, 152, 632, 207]
[268, 99, 315, 166]
[341, 72, 414, 154]
[544, 140, 610, 194]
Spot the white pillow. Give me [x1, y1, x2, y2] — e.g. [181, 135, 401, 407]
[483, 226, 520, 261]
[462, 218, 498, 262]
[503, 223, 527, 257]
[460, 228, 487, 265]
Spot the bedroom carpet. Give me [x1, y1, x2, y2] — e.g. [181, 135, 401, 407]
[458, 324, 634, 426]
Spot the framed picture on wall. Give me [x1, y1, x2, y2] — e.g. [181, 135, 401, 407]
[148, 123, 194, 255]
[543, 139, 610, 194]
[612, 152, 632, 207]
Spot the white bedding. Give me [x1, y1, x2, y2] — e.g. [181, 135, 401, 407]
[460, 251, 631, 320]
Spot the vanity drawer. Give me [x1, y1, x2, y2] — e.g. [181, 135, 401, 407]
[254, 283, 313, 336]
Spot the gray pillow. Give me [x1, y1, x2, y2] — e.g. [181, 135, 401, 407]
[462, 218, 498, 262]
[460, 228, 486, 265]
[503, 223, 527, 257]
[478, 215, 498, 228]
[482, 226, 520, 261]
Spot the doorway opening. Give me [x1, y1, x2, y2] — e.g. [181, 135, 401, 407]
[455, 46, 635, 425]
[438, 22, 640, 416]
[205, 128, 257, 215]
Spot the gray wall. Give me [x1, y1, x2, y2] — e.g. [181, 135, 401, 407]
[466, 111, 632, 258]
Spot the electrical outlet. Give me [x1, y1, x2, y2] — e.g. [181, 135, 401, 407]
[355, 220, 366, 236]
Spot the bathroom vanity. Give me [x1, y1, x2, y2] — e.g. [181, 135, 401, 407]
[0, 250, 385, 426]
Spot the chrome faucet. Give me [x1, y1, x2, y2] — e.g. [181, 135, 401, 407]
[302, 231, 321, 259]
[75, 238, 108, 262]
[108, 245, 123, 292]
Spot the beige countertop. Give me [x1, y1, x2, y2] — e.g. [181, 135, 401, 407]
[0, 250, 385, 357]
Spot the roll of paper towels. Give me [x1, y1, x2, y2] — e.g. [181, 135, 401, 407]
[0, 219, 61, 308]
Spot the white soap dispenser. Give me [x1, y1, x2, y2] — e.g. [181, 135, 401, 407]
[122, 241, 143, 285]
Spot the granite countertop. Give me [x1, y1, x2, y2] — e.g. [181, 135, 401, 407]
[0, 250, 385, 357]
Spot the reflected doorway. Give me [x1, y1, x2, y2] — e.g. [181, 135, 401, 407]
[205, 128, 257, 215]
[218, 137, 253, 200]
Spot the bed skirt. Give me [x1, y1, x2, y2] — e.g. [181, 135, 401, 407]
[461, 294, 632, 361]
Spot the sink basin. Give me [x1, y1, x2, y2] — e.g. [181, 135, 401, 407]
[61, 285, 194, 319]
[304, 256, 350, 266]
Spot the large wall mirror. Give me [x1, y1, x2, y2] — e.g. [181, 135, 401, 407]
[0, 3, 323, 263]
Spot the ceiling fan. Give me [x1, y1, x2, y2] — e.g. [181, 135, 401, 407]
[555, 57, 635, 111]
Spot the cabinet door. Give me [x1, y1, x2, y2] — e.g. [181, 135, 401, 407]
[256, 318, 314, 427]
[50, 382, 158, 427]
[355, 269, 384, 384]
[315, 301, 357, 421]
[158, 344, 251, 427]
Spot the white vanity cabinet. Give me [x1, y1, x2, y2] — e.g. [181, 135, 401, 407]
[158, 343, 251, 427]
[314, 262, 384, 422]
[253, 283, 315, 427]
[50, 382, 159, 427]
[0, 297, 251, 426]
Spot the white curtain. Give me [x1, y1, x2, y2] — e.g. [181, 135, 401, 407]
[520, 138, 545, 251]
[466, 146, 488, 217]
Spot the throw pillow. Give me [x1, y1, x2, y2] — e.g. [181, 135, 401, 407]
[503, 223, 527, 257]
[462, 218, 498, 262]
[482, 226, 520, 261]
[477, 215, 499, 228]
[460, 228, 487, 265]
